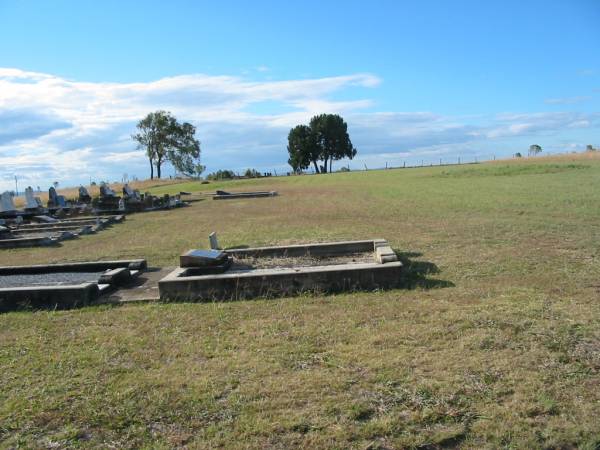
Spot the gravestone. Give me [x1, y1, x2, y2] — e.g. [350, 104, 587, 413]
[24, 186, 39, 210]
[48, 186, 66, 208]
[100, 182, 116, 198]
[122, 184, 141, 201]
[0, 191, 16, 213]
[209, 232, 219, 250]
[78, 186, 91, 203]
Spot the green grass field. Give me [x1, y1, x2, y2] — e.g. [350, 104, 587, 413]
[1, 155, 600, 448]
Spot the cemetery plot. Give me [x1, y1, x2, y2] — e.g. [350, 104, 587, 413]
[210, 190, 278, 200]
[0, 259, 147, 311]
[0, 215, 125, 249]
[159, 239, 403, 301]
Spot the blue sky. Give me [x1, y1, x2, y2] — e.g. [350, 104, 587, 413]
[0, 0, 598, 190]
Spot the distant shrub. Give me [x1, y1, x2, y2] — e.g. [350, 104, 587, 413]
[206, 170, 235, 180]
[243, 168, 262, 178]
[339, 166, 351, 172]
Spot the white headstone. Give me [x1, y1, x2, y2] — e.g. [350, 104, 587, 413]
[0, 191, 16, 213]
[209, 232, 219, 250]
[25, 186, 38, 209]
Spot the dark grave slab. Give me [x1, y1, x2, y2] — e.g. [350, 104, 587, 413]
[180, 249, 229, 268]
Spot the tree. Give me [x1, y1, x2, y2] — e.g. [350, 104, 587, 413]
[287, 125, 319, 173]
[528, 144, 542, 157]
[287, 114, 357, 174]
[515, 152, 522, 158]
[310, 114, 357, 173]
[132, 111, 201, 179]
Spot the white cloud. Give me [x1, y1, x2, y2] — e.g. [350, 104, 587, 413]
[0, 67, 598, 191]
[544, 96, 592, 105]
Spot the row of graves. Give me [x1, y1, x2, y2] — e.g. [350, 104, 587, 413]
[0, 232, 403, 311]
[0, 183, 188, 249]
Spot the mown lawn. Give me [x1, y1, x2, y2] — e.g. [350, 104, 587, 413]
[1, 154, 600, 448]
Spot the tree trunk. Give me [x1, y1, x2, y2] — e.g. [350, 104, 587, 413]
[149, 157, 154, 180]
[157, 159, 162, 178]
[322, 157, 328, 173]
[312, 160, 320, 173]
[329, 158, 333, 173]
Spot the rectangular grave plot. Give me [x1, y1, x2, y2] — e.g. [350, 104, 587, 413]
[159, 239, 402, 302]
[0, 259, 146, 311]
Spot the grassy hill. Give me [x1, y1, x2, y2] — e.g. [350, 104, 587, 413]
[1, 154, 599, 448]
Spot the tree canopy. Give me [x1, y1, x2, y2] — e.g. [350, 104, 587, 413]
[528, 144, 542, 157]
[287, 114, 356, 174]
[132, 111, 203, 179]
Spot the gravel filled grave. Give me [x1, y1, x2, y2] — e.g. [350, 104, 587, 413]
[230, 252, 374, 272]
[0, 271, 105, 288]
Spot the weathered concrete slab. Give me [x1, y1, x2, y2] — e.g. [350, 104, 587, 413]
[0, 283, 99, 311]
[159, 261, 403, 302]
[227, 239, 386, 258]
[102, 267, 173, 303]
[213, 191, 277, 200]
[0, 259, 147, 275]
[0, 236, 57, 249]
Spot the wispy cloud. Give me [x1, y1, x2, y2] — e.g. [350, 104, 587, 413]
[0, 67, 598, 191]
[544, 96, 592, 105]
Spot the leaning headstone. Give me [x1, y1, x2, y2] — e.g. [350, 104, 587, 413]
[0, 191, 16, 213]
[209, 232, 219, 250]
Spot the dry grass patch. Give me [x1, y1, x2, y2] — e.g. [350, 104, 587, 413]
[2, 156, 600, 448]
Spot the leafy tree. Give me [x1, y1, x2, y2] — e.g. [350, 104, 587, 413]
[287, 114, 356, 174]
[287, 125, 319, 173]
[515, 152, 522, 158]
[310, 114, 357, 173]
[528, 144, 542, 157]
[132, 111, 201, 179]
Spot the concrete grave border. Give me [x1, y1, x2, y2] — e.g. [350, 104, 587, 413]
[0, 259, 147, 311]
[159, 239, 402, 302]
[212, 191, 278, 200]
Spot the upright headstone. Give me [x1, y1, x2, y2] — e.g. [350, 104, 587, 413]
[24, 186, 38, 209]
[209, 232, 219, 250]
[78, 186, 91, 203]
[0, 191, 16, 213]
[48, 187, 58, 207]
[123, 183, 141, 201]
[100, 182, 116, 198]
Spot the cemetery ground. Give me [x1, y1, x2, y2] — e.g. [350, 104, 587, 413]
[1, 153, 600, 449]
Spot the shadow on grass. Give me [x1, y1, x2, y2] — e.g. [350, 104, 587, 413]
[394, 250, 454, 290]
